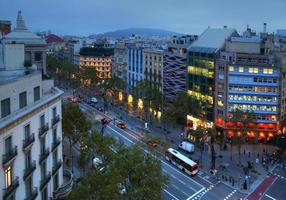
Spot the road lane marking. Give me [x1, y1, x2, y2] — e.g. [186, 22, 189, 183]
[186, 187, 205, 200]
[163, 189, 179, 200]
[178, 178, 187, 185]
[265, 194, 277, 200]
[81, 102, 205, 196]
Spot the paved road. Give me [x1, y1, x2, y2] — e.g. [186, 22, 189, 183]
[260, 164, 286, 200]
[79, 102, 205, 200]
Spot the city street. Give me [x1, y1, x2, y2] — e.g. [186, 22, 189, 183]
[77, 101, 248, 200]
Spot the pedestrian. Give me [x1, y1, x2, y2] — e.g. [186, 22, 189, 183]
[248, 151, 251, 158]
[244, 149, 246, 155]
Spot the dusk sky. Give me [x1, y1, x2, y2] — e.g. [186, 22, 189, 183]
[0, 0, 285, 36]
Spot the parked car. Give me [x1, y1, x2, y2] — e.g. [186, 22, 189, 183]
[117, 122, 126, 129]
[178, 141, 195, 153]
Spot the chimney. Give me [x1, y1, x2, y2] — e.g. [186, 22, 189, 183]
[263, 23, 267, 33]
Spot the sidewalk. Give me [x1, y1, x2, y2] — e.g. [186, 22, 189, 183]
[62, 83, 285, 195]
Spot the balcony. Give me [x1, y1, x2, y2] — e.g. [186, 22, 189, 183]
[39, 148, 50, 164]
[40, 172, 51, 190]
[23, 161, 36, 180]
[51, 137, 61, 152]
[22, 133, 35, 151]
[52, 160, 62, 175]
[3, 176, 19, 200]
[52, 115, 60, 126]
[24, 187, 38, 200]
[38, 123, 49, 138]
[53, 169, 73, 199]
[2, 146, 17, 167]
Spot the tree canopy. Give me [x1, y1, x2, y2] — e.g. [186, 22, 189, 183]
[68, 131, 169, 200]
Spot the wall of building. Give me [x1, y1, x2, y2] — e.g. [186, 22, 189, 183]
[4, 44, 25, 70]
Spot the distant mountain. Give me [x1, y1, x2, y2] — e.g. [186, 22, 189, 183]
[90, 28, 183, 38]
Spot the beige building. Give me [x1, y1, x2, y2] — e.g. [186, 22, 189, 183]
[79, 47, 113, 79]
[143, 48, 164, 91]
[0, 11, 72, 200]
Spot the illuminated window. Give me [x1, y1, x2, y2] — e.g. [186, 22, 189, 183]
[254, 68, 259, 73]
[249, 68, 254, 73]
[229, 66, 234, 72]
[239, 67, 244, 72]
[263, 68, 273, 74]
[218, 100, 224, 107]
[5, 166, 12, 188]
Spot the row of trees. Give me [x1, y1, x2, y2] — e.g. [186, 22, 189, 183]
[62, 102, 168, 199]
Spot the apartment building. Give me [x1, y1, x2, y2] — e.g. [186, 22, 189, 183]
[0, 11, 72, 200]
[79, 45, 113, 79]
[143, 48, 163, 91]
[113, 41, 128, 80]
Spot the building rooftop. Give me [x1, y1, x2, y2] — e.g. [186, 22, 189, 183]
[2, 11, 46, 45]
[230, 36, 261, 43]
[188, 27, 237, 53]
[45, 34, 64, 43]
[79, 47, 114, 57]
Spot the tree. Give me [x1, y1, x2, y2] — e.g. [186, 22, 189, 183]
[230, 109, 255, 164]
[62, 102, 91, 172]
[100, 76, 127, 111]
[133, 80, 163, 122]
[69, 132, 169, 200]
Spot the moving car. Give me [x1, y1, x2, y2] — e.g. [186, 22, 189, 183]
[117, 122, 126, 129]
[178, 141, 195, 153]
[91, 97, 98, 104]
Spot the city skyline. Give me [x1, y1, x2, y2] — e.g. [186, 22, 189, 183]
[1, 0, 285, 36]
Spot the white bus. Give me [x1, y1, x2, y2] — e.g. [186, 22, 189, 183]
[165, 148, 198, 176]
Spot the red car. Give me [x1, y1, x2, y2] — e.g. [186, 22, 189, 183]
[117, 122, 126, 129]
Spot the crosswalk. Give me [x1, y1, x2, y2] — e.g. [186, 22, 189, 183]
[189, 185, 214, 200]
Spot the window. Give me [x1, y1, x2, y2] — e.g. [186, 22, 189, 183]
[25, 176, 33, 198]
[52, 107, 57, 118]
[25, 150, 32, 169]
[19, 91, 27, 109]
[40, 115, 45, 127]
[53, 150, 58, 167]
[24, 124, 30, 140]
[218, 74, 224, 80]
[1, 98, 11, 118]
[35, 52, 42, 62]
[249, 67, 254, 73]
[239, 67, 244, 72]
[34, 86, 40, 102]
[254, 68, 259, 73]
[5, 166, 13, 188]
[53, 172, 59, 190]
[263, 68, 273, 74]
[5, 136, 12, 153]
[218, 100, 224, 107]
[229, 66, 234, 72]
[41, 187, 48, 200]
[53, 127, 57, 143]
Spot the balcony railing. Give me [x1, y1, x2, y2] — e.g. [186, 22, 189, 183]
[38, 123, 49, 138]
[52, 160, 62, 175]
[23, 133, 35, 151]
[39, 148, 50, 164]
[23, 160, 36, 180]
[2, 146, 17, 167]
[51, 137, 61, 152]
[52, 115, 60, 126]
[3, 176, 19, 200]
[24, 187, 38, 200]
[53, 169, 73, 199]
[40, 172, 51, 190]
